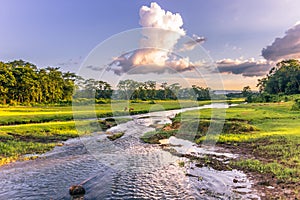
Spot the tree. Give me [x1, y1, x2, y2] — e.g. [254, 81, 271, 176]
[117, 79, 139, 100]
[62, 72, 77, 101]
[145, 81, 156, 100]
[46, 67, 64, 103]
[11, 63, 39, 103]
[160, 82, 168, 99]
[242, 86, 253, 102]
[192, 85, 210, 100]
[0, 60, 82, 104]
[96, 80, 112, 99]
[242, 86, 252, 97]
[168, 83, 181, 99]
[0, 62, 16, 104]
[259, 59, 300, 95]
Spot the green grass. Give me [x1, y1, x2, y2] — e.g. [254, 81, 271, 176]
[0, 99, 242, 126]
[0, 118, 130, 165]
[231, 159, 298, 182]
[0, 120, 89, 165]
[194, 103, 300, 182]
[0, 100, 211, 125]
[142, 101, 300, 183]
[107, 132, 125, 141]
[0, 99, 221, 166]
[0, 141, 55, 165]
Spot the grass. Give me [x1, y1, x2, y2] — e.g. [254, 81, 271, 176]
[231, 159, 298, 182]
[0, 99, 242, 125]
[107, 132, 125, 141]
[0, 141, 55, 166]
[141, 101, 300, 186]
[0, 100, 203, 125]
[0, 118, 130, 165]
[0, 99, 225, 166]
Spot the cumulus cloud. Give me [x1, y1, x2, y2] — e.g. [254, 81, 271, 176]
[107, 50, 194, 75]
[139, 2, 185, 35]
[262, 22, 300, 61]
[216, 58, 272, 77]
[107, 2, 195, 75]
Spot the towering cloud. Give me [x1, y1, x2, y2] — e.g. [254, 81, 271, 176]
[108, 2, 195, 75]
[139, 2, 185, 35]
[262, 22, 300, 61]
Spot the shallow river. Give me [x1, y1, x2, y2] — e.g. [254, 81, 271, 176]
[0, 104, 260, 199]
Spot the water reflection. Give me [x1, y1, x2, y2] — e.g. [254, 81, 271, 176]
[0, 104, 259, 199]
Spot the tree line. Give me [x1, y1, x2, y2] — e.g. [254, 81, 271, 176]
[241, 59, 300, 103]
[0, 60, 211, 105]
[0, 60, 77, 104]
[75, 78, 211, 101]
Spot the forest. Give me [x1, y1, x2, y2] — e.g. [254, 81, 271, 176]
[0, 60, 76, 104]
[241, 59, 300, 102]
[1, 59, 299, 105]
[0, 60, 211, 105]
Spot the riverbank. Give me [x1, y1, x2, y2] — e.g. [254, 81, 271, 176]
[0, 102, 257, 199]
[142, 102, 300, 199]
[0, 99, 243, 166]
[0, 118, 131, 166]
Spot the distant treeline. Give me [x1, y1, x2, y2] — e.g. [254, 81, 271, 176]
[75, 79, 211, 101]
[0, 60, 211, 105]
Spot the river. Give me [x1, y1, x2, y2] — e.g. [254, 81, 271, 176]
[0, 103, 260, 199]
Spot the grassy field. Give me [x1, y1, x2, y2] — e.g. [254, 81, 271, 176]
[0, 118, 131, 165]
[0, 99, 223, 125]
[141, 101, 300, 197]
[0, 99, 236, 166]
[0, 99, 244, 125]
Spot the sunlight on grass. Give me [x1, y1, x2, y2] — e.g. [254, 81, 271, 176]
[142, 101, 300, 183]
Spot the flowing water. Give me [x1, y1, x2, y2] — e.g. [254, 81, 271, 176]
[0, 104, 260, 199]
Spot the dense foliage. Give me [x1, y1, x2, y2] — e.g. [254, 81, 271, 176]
[241, 59, 300, 103]
[257, 59, 300, 95]
[75, 79, 211, 101]
[113, 79, 210, 100]
[0, 60, 77, 104]
[0, 60, 212, 105]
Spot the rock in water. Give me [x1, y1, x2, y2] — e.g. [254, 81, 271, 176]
[69, 185, 85, 200]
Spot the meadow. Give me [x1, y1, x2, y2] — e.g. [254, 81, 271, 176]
[1, 98, 299, 197]
[142, 100, 300, 197]
[0, 99, 221, 125]
[1, 99, 238, 166]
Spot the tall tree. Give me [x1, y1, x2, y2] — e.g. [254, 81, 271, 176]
[117, 79, 139, 100]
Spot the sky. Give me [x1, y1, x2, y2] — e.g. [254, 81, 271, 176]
[1, 0, 300, 90]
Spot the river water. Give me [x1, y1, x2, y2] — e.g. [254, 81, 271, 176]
[0, 104, 260, 199]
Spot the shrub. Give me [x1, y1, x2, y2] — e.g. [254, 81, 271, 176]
[291, 99, 300, 111]
[149, 100, 156, 104]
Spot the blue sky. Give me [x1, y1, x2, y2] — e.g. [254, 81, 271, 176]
[1, 0, 300, 89]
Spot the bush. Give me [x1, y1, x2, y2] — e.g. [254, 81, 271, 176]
[130, 100, 140, 103]
[149, 100, 156, 104]
[291, 99, 300, 111]
[95, 99, 109, 104]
